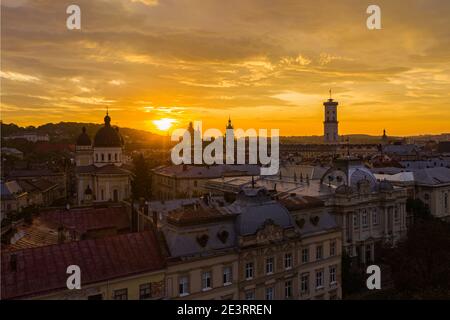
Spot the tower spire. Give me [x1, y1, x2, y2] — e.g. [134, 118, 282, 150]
[329, 88, 332, 100]
[226, 115, 233, 130]
[104, 107, 111, 126]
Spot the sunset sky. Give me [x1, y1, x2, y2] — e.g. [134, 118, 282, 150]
[1, 0, 449, 136]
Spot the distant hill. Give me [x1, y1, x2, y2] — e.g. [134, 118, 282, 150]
[1, 122, 169, 147]
[2, 122, 449, 147]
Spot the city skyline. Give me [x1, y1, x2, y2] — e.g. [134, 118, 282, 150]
[2, 0, 450, 136]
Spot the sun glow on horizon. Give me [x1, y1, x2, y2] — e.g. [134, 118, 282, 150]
[153, 118, 176, 132]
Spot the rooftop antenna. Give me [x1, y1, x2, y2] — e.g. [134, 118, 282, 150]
[106, 106, 109, 115]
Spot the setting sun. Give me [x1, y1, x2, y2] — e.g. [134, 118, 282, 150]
[153, 118, 176, 131]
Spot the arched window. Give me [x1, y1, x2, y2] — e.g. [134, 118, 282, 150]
[96, 154, 98, 161]
[108, 154, 111, 161]
[115, 153, 118, 161]
[101, 154, 104, 161]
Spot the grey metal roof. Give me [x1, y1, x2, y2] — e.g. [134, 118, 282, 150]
[225, 188, 295, 236]
[413, 167, 450, 185]
[296, 212, 339, 237]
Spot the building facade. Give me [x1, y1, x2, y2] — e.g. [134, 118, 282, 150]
[321, 158, 408, 264]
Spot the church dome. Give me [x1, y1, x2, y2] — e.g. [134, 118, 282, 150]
[93, 113, 123, 147]
[76, 127, 91, 146]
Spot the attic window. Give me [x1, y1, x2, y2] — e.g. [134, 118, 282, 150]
[196, 234, 209, 247]
[217, 230, 229, 244]
[296, 218, 305, 229]
[310, 216, 320, 226]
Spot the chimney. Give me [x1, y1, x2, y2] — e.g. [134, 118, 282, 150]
[10, 253, 17, 272]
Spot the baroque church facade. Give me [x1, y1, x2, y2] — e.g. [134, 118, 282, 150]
[75, 112, 131, 205]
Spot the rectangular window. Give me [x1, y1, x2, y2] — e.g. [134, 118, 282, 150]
[329, 265, 337, 285]
[113, 288, 128, 300]
[223, 266, 232, 285]
[394, 208, 399, 222]
[284, 253, 292, 270]
[266, 257, 274, 275]
[245, 290, 255, 300]
[316, 245, 323, 260]
[330, 241, 336, 257]
[202, 271, 212, 290]
[245, 262, 254, 280]
[362, 212, 368, 227]
[265, 287, 274, 300]
[316, 270, 324, 289]
[179, 276, 189, 296]
[300, 273, 309, 293]
[285, 280, 292, 299]
[139, 283, 151, 300]
[372, 210, 378, 225]
[301, 248, 309, 264]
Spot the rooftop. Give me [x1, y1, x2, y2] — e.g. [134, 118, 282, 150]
[40, 206, 130, 236]
[413, 167, 450, 186]
[1, 231, 165, 299]
[167, 204, 235, 226]
[278, 194, 324, 211]
[153, 164, 260, 179]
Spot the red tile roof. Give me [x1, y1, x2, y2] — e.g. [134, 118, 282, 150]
[41, 206, 130, 235]
[279, 195, 324, 211]
[167, 204, 235, 226]
[1, 231, 165, 299]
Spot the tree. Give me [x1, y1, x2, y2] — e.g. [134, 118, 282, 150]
[130, 153, 152, 200]
[341, 251, 366, 296]
[406, 198, 431, 220]
[380, 218, 450, 298]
